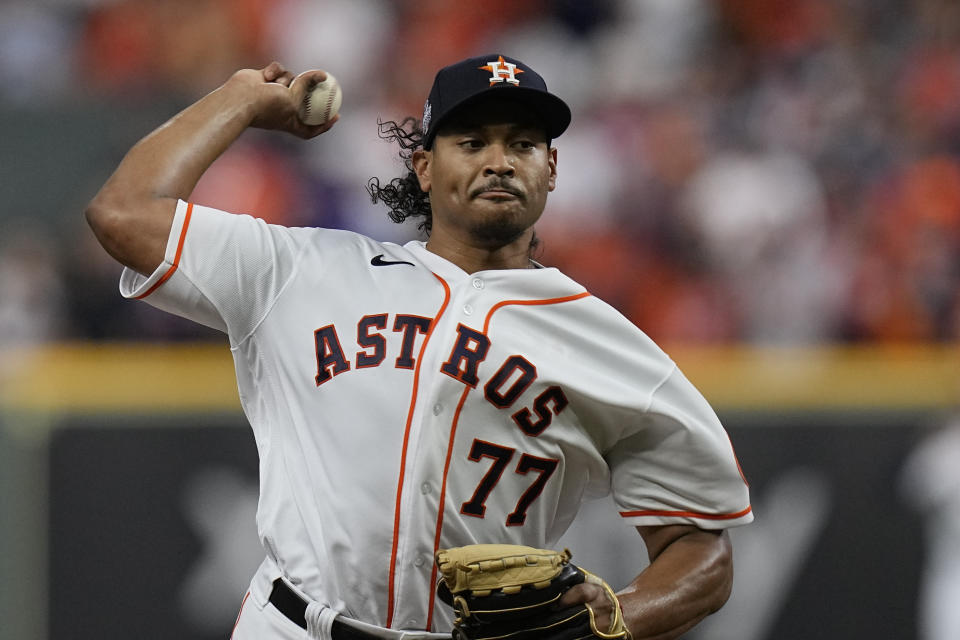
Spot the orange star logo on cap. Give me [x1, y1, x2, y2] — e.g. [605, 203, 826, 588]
[479, 55, 524, 86]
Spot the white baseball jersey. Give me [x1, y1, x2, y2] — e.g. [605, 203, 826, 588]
[120, 200, 752, 633]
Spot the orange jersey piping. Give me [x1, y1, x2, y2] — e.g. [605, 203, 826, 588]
[481, 291, 591, 334]
[385, 273, 451, 629]
[425, 384, 472, 630]
[134, 201, 194, 300]
[230, 591, 250, 638]
[426, 289, 592, 628]
[618, 505, 753, 520]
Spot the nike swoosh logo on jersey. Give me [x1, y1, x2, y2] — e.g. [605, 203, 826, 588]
[371, 254, 414, 267]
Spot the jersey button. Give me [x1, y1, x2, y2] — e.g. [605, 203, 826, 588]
[472, 278, 484, 290]
[432, 403, 443, 416]
[421, 482, 432, 494]
[414, 555, 427, 567]
[462, 304, 473, 315]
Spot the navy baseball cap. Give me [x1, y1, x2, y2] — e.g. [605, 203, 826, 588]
[421, 54, 571, 150]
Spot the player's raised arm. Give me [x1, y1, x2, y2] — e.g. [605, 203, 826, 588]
[84, 62, 338, 276]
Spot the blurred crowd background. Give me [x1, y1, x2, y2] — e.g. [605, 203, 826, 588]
[1, 0, 959, 347]
[2, 3, 959, 639]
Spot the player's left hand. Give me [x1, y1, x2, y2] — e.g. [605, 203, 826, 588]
[557, 579, 619, 633]
[435, 545, 631, 640]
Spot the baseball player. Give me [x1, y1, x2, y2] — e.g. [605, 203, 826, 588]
[86, 55, 752, 640]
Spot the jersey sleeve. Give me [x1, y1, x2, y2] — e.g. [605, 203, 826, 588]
[607, 365, 753, 530]
[119, 200, 304, 342]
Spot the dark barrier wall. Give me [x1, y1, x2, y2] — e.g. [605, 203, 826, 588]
[46, 411, 935, 640]
[2, 344, 951, 640]
[715, 413, 926, 640]
[48, 418, 259, 640]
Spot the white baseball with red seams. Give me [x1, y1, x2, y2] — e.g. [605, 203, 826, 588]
[299, 74, 341, 126]
[120, 200, 752, 637]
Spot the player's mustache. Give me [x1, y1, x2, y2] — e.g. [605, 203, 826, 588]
[471, 180, 524, 199]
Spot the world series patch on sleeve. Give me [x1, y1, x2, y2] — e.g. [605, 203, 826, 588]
[435, 544, 632, 640]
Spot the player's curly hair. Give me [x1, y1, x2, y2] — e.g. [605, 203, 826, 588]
[366, 117, 433, 235]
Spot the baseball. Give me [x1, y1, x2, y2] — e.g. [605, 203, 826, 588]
[300, 74, 342, 126]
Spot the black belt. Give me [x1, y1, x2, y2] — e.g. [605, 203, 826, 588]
[268, 578, 387, 640]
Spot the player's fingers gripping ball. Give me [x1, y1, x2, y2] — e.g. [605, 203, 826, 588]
[298, 72, 342, 126]
[435, 544, 632, 640]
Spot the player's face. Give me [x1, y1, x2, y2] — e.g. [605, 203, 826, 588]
[414, 99, 558, 250]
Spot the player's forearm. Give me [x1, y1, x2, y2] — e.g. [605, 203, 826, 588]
[86, 74, 259, 272]
[618, 529, 733, 640]
[103, 80, 257, 204]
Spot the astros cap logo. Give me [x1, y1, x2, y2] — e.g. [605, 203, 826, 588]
[479, 55, 524, 86]
[420, 54, 570, 150]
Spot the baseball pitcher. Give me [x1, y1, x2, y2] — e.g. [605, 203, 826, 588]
[86, 54, 752, 640]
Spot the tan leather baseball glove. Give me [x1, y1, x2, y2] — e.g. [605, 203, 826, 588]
[435, 544, 631, 640]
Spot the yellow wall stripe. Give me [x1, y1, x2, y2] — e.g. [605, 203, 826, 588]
[1, 342, 957, 413]
[1, 343, 240, 412]
[666, 343, 960, 410]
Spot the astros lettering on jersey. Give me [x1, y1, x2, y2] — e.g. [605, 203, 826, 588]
[121, 200, 752, 633]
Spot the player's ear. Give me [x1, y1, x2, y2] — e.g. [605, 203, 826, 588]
[547, 147, 557, 192]
[412, 149, 432, 193]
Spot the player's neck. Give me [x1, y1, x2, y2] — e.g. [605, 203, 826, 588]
[425, 228, 535, 273]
